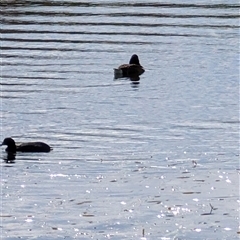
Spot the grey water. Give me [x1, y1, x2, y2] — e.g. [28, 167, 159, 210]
[1, 1, 239, 239]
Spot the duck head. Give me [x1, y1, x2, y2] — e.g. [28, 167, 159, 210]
[1, 138, 16, 152]
[129, 54, 141, 65]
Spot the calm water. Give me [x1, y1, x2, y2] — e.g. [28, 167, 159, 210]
[1, 1, 239, 239]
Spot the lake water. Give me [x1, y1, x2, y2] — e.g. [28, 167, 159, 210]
[1, 1, 239, 239]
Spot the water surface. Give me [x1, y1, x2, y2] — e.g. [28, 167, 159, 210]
[1, 1, 239, 239]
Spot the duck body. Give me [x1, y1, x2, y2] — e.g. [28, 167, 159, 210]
[114, 54, 145, 78]
[1, 137, 52, 153]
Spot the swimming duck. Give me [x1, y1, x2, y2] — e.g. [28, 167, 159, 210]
[1, 137, 52, 153]
[114, 54, 145, 78]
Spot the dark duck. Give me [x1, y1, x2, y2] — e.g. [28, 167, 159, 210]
[114, 54, 145, 78]
[1, 137, 52, 153]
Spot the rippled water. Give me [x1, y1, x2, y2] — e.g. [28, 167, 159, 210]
[1, 1, 239, 239]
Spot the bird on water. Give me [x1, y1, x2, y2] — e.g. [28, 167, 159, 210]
[114, 54, 145, 78]
[1, 137, 52, 153]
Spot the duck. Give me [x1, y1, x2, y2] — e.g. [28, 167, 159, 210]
[114, 54, 145, 78]
[1, 137, 52, 153]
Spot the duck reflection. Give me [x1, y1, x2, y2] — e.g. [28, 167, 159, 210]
[129, 74, 140, 82]
[3, 152, 16, 163]
[114, 74, 141, 88]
